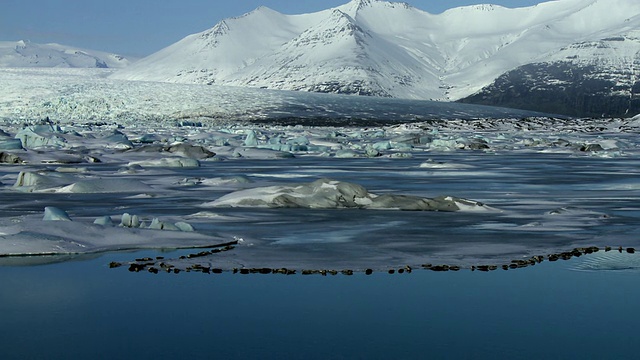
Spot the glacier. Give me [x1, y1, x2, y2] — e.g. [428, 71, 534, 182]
[0, 68, 552, 124]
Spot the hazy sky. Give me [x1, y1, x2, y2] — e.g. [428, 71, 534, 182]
[1, 0, 548, 56]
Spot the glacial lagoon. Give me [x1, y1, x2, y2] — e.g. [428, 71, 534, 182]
[1, 68, 640, 358]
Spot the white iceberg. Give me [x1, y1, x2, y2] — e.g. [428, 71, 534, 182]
[127, 157, 200, 168]
[15, 127, 67, 149]
[43, 207, 72, 221]
[203, 178, 493, 212]
[56, 178, 153, 193]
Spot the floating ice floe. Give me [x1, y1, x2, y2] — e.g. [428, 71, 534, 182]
[13, 171, 75, 192]
[165, 143, 216, 159]
[56, 178, 153, 193]
[98, 129, 134, 149]
[419, 159, 474, 169]
[116, 212, 195, 232]
[127, 157, 200, 168]
[203, 178, 494, 211]
[0, 205, 209, 259]
[12, 170, 154, 193]
[0, 218, 220, 258]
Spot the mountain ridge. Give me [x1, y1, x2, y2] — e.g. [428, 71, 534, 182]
[25, 0, 640, 117]
[0, 40, 136, 69]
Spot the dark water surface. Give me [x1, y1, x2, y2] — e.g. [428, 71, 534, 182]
[1, 252, 639, 360]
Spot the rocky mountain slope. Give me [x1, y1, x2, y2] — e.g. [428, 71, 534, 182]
[460, 32, 640, 117]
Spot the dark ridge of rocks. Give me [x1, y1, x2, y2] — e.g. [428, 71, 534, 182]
[114, 245, 640, 277]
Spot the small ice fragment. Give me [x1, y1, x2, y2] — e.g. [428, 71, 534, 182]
[161, 223, 180, 231]
[94, 216, 113, 226]
[43, 206, 72, 221]
[131, 214, 140, 228]
[148, 218, 163, 230]
[174, 222, 195, 232]
[120, 213, 133, 227]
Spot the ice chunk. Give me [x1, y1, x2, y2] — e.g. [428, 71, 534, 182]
[137, 133, 162, 143]
[372, 141, 392, 151]
[101, 130, 133, 149]
[221, 147, 295, 159]
[0, 138, 23, 150]
[0, 152, 24, 164]
[15, 127, 67, 149]
[94, 216, 114, 226]
[392, 142, 414, 151]
[56, 178, 152, 193]
[175, 222, 195, 232]
[204, 178, 492, 212]
[429, 138, 463, 151]
[120, 213, 141, 228]
[127, 158, 200, 168]
[0, 219, 226, 259]
[244, 130, 259, 146]
[148, 218, 164, 230]
[165, 143, 215, 159]
[43, 207, 72, 221]
[204, 179, 369, 209]
[200, 176, 252, 186]
[365, 147, 381, 157]
[335, 149, 360, 158]
[419, 159, 473, 169]
[148, 218, 181, 231]
[13, 171, 72, 192]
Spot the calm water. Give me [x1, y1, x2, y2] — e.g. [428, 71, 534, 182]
[1, 251, 639, 360]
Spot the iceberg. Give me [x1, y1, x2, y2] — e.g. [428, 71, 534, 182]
[56, 178, 153, 193]
[203, 178, 493, 211]
[15, 127, 67, 149]
[127, 158, 200, 168]
[43, 207, 72, 221]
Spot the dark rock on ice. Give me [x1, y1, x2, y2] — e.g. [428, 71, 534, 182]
[0, 152, 24, 164]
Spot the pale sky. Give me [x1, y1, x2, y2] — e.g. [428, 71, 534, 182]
[1, 0, 548, 56]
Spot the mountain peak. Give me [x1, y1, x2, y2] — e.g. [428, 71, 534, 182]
[350, 0, 376, 7]
[110, 0, 640, 111]
[341, 0, 380, 15]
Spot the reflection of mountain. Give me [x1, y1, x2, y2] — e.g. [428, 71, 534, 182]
[0, 40, 135, 69]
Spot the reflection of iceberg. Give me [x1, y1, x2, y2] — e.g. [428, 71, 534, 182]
[203, 178, 494, 212]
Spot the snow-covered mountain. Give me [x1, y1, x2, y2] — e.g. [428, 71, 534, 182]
[111, 0, 640, 116]
[460, 31, 640, 117]
[0, 40, 135, 68]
